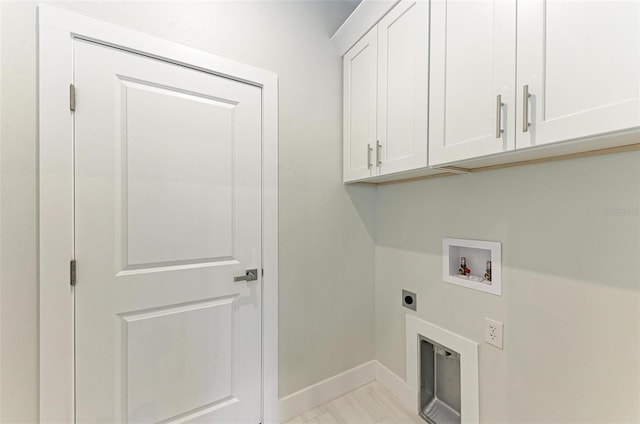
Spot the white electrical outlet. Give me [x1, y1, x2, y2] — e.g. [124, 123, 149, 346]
[484, 318, 504, 349]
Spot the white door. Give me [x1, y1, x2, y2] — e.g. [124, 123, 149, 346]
[343, 27, 378, 182]
[429, 0, 517, 166]
[517, 0, 640, 148]
[74, 39, 263, 423]
[377, 0, 429, 175]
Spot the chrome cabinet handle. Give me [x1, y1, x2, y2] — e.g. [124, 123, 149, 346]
[495, 94, 504, 138]
[522, 85, 531, 132]
[234, 269, 258, 282]
[367, 144, 373, 169]
[376, 140, 382, 166]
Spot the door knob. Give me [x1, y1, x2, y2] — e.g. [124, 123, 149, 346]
[234, 269, 258, 282]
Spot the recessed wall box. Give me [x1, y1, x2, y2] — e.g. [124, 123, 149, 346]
[442, 238, 502, 296]
[406, 315, 479, 423]
[420, 336, 461, 424]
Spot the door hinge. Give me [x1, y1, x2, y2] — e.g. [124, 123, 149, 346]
[70, 259, 77, 286]
[70, 84, 76, 111]
[261, 268, 264, 277]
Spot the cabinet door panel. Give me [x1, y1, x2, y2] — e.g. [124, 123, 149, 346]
[377, 0, 429, 175]
[429, 0, 516, 166]
[517, 0, 640, 148]
[343, 28, 378, 182]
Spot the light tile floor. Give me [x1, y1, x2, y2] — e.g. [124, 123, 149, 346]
[284, 381, 424, 424]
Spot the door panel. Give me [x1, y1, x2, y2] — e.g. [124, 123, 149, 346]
[122, 79, 235, 267]
[377, 0, 429, 175]
[517, 0, 640, 148]
[429, 0, 516, 166]
[343, 27, 378, 182]
[74, 40, 262, 423]
[122, 297, 235, 423]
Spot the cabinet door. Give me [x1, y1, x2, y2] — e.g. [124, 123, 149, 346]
[343, 27, 378, 182]
[517, 0, 640, 148]
[429, 0, 517, 166]
[377, 0, 429, 175]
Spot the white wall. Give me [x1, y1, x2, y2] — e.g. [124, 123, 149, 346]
[0, 1, 376, 421]
[375, 151, 640, 423]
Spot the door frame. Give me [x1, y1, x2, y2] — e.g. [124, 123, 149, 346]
[37, 5, 279, 423]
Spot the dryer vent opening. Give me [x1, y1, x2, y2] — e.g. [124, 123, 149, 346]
[419, 336, 461, 424]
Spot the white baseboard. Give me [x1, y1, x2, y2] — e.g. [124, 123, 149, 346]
[278, 361, 376, 423]
[277, 360, 418, 423]
[374, 361, 418, 414]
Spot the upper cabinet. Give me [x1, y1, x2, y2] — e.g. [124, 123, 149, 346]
[429, 0, 639, 167]
[335, 0, 639, 183]
[377, 1, 429, 176]
[429, 0, 517, 166]
[343, 27, 378, 182]
[516, 0, 640, 149]
[342, 0, 432, 183]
